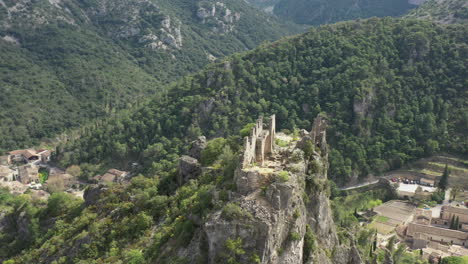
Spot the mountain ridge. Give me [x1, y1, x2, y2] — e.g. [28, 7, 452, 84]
[0, 0, 300, 152]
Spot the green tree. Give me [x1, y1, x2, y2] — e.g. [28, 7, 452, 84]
[224, 237, 245, 264]
[124, 249, 145, 264]
[439, 164, 450, 191]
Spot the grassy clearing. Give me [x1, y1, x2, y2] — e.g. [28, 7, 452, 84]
[375, 215, 390, 223]
[429, 162, 468, 172]
[275, 138, 290, 148]
[440, 156, 468, 166]
[410, 169, 440, 177]
[368, 222, 394, 235]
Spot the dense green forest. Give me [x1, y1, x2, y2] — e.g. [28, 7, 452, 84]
[2, 17, 467, 264]
[56, 18, 468, 185]
[0, 0, 299, 151]
[248, 0, 418, 25]
[405, 0, 468, 24]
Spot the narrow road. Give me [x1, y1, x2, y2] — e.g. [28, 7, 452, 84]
[340, 180, 379, 191]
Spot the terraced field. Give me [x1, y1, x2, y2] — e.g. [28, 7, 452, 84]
[387, 155, 468, 189]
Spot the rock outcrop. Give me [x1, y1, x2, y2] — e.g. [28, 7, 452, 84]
[196, 1, 241, 34]
[178, 155, 202, 186]
[189, 136, 207, 161]
[178, 115, 362, 263]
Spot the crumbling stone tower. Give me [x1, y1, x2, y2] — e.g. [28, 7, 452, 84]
[241, 115, 276, 168]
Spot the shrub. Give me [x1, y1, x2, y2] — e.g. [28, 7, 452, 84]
[277, 171, 289, 182]
[224, 237, 245, 263]
[124, 249, 145, 264]
[301, 141, 315, 159]
[290, 149, 304, 163]
[275, 138, 289, 147]
[240, 123, 255, 137]
[201, 138, 228, 166]
[250, 253, 261, 264]
[222, 203, 252, 221]
[289, 231, 301, 241]
[293, 209, 301, 219]
[303, 225, 316, 259]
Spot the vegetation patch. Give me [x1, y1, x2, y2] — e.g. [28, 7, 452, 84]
[277, 171, 290, 182]
[375, 215, 389, 223]
[221, 203, 253, 221]
[38, 169, 49, 184]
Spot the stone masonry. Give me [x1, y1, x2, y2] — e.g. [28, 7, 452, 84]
[241, 115, 276, 168]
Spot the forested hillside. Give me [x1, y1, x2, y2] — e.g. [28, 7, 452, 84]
[405, 0, 468, 24]
[57, 18, 468, 185]
[0, 0, 299, 151]
[247, 0, 420, 25]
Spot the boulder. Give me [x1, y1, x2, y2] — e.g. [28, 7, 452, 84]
[178, 155, 202, 185]
[189, 136, 207, 160]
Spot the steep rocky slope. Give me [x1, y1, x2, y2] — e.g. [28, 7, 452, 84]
[189, 116, 362, 264]
[0, 0, 300, 151]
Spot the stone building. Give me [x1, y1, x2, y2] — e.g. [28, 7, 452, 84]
[240, 115, 276, 168]
[406, 206, 468, 250]
[440, 206, 468, 225]
[414, 208, 433, 225]
[17, 164, 39, 184]
[93, 169, 129, 183]
[408, 222, 468, 247]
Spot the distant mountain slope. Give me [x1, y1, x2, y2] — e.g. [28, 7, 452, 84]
[405, 0, 468, 24]
[247, 0, 421, 25]
[58, 18, 467, 185]
[0, 0, 300, 151]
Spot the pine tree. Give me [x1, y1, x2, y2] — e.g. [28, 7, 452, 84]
[439, 164, 450, 191]
[373, 236, 377, 252]
[450, 215, 455, 229]
[455, 216, 459, 230]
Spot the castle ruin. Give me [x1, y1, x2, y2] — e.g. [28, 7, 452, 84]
[240, 115, 276, 168]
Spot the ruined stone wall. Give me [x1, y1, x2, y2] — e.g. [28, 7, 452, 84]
[241, 115, 276, 168]
[310, 116, 327, 155]
[265, 114, 275, 154]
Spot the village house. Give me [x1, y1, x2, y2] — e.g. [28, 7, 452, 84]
[8, 149, 52, 165]
[440, 206, 468, 225]
[0, 155, 11, 165]
[405, 206, 468, 258]
[93, 169, 129, 183]
[0, 166, 15, 181]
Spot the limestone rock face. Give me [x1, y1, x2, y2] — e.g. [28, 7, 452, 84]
[189, 136, 207, 160]
[196, 1, 241, 34]
[186, 115, 362, 264]
[178, 155, 202, 185]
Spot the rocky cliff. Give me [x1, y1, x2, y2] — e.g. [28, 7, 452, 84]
[175, 116, 362, 263]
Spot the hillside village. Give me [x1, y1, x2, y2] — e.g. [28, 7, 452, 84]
[353, 158, 468, 262]
[0, 148, 130, 198]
